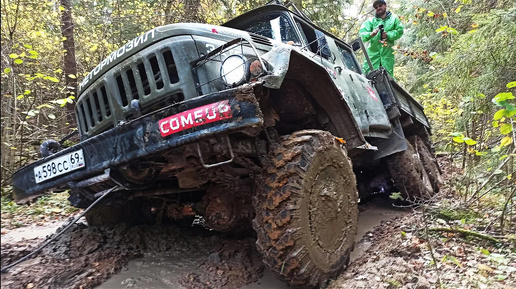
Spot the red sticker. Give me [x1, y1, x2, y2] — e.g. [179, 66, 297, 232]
[325, 67, 337, 79]
[367, 87, 378, 101]
[159, 100, 232, 137]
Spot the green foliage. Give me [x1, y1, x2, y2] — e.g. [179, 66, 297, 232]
[389, 192, 404, 201]
[450, 132, 477, 146]
[434, 207, 481, 222]
[492, 86, 516, 147]
[298, 0, 351, 37]
[1, 0, 77, 176]
[394, 0, 515, 209]
[1, 192, 77, 229]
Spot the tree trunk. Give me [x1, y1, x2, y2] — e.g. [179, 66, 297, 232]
[185, 0, 201, 22]
[165, 0, 174, 24]
[60, 0, 77, 130]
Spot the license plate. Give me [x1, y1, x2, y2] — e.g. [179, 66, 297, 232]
[34, 149, 85, 183]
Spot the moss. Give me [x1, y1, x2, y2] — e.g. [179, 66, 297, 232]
[433, 207, 481, 222]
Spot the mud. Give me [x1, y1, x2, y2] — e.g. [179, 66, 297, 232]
[326, 156, 516, 289]
[1, 195, 407, 289]
[1, 216, 269, 289]
[99, 237, 263, 289]
[325, 213, 436, 289]
[4, 157, 514, 289]
[180, 239, 264, 289]
[1, 222, 223, 289]
[350, 197, 408, 262]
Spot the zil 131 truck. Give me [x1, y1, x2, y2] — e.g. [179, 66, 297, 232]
[12, 2, 441, 286]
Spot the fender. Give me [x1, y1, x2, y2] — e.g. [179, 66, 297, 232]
[261, 47, 366, 151]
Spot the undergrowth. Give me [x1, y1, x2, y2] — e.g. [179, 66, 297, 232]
[1, 190, 77, 230]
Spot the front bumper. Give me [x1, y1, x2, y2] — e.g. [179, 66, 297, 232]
[12, 84, 264, 203]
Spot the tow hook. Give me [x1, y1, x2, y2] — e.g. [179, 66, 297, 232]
[196, 135, 234, 168]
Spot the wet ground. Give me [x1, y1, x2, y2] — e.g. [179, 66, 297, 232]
[4, 157, 514, 289]
[98, 197, 407, 289]
[0, 196, 407, 289]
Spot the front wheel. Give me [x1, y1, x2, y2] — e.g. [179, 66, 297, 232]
[253, 130, 358, 286]
[85, 198, 154, 227]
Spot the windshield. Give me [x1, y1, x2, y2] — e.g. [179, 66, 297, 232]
[338, 44, 361, 73]
[237, 13, 301, 45]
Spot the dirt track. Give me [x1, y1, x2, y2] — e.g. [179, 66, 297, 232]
[2, 158, 515, 289]
[1, 196, 407, 289]
[1, 222, 265, 289]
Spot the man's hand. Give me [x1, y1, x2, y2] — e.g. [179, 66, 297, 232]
[370, 28, 380, 37]
[381, 31, 388, 40]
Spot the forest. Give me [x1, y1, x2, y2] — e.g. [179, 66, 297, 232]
[1, 0, 515, 288]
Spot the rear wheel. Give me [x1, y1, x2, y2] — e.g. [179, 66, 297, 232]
[409, 136, 443, 192]
[386, 140, 434, 201]
[253, 130, 358, 286]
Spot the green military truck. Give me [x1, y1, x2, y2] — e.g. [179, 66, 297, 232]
[12, 2, 442, 286]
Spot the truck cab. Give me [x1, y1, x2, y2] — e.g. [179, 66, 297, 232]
[224, 5, 392, 138]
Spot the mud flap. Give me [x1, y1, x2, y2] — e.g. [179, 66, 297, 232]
[368, 118, 407, 160]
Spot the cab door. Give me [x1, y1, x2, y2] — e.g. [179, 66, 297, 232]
[334, 42, 391, 137]
[291, 18, 369, 133]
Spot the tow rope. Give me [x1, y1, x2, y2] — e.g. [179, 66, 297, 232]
[1, 185, 119, 273]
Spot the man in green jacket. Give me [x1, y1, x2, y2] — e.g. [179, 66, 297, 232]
[359, 0, 404, 77]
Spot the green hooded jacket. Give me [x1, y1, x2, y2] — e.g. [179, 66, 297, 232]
[359, 11, 403, 76]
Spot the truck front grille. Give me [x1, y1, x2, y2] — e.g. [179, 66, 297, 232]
[76, 42, 190, 138]
[77, 85, 111, 131]
[114, 49, 180, 107]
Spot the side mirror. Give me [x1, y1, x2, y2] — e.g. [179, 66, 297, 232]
[350, 38, 373, 74]
[352, 41, 361, 52]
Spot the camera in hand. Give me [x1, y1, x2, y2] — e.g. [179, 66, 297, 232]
[379, 24, 385, 40]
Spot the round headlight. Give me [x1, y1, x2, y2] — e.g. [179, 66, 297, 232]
[220, 55, 248, 87]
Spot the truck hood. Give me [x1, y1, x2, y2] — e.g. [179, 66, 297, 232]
[78, 23, 252, 94]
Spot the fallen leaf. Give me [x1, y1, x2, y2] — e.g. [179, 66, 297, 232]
[477, 264, 494, 272]
[335, 137, 346, 144]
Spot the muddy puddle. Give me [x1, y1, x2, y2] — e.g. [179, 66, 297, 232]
[99, 250, 210, 289]
[1, 196, 407, 289]
[98, 196, 407, 289]
[350, 197, 409, 263]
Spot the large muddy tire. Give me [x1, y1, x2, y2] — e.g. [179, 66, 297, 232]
[85, 199, 153, 227]
[409, 136, 443, 192]
[253, 130, 358, 286]
[386, 140, 434, 201]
